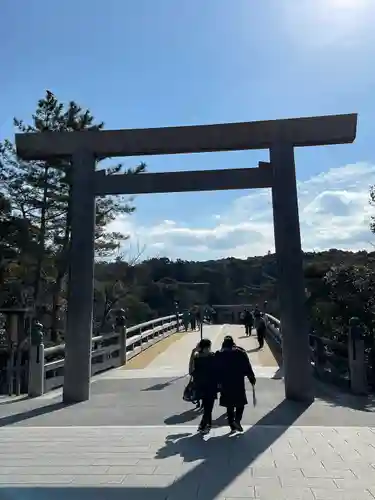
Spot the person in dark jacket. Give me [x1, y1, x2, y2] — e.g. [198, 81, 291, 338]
[254, 310, 266, 349]
[182, 310, 190, 332]
[243, 309, 253, 336]
[216, 335, 256, 432]
[196, 308, 202, 330]
[190, 309, 197, 331]
[188, 342, 202, 409]
[191, 338, 218, 434]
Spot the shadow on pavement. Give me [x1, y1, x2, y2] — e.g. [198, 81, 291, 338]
[272, 367, 283, 380]
[314, 380, 375, 412]
[164, 407, 201, 425]
[0, 487, 161, 500]
[157, 398, 311, 498]
[0, 398, 311, 500]
[246, 347, 260, 354]
[142, 375, 186, 392]
[0, 401, 76, 427]
[212, 412, 228, 426]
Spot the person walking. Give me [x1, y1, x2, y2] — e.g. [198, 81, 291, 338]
[188, 342, 202, 409]
[243, 309, 253, 337]
[254, 310, 266, 349]
[188, 343, 199, 376]
[182, 310, 190, 332]
[239, 310, 245, 324]
[196, 308, 202, 330]
[191, 338, 218, 434]
[216, 335, 256, 432]
[190, 309, 197, 331]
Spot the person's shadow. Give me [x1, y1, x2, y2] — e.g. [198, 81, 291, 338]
[246, 347, 261, 353]
[155, 431, 241, 463]
[164, 407, 201, 425]
[154, 399, 312, 499]
[142, 375, 186, 392]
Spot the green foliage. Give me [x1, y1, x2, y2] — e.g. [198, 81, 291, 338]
[0, 91, 145, 339]
[323, 263, 375, 337]
[94, 253, 279, 325]
[0, 194, 35, 262]
[0, 193, 38, 304]
[92, 250, 375, 336]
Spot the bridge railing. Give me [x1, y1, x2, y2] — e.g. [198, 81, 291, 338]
[263, 313, 282, 346]
[264, 312, 350, 388]
[43, 313, 182, 393]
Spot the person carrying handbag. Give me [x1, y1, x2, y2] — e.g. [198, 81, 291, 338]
[188, 343, 202, 408]
[191, 338, 218, 434]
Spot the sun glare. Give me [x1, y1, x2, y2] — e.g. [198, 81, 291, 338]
[329, 0, 368, 9]
[282, 0, 372, 48]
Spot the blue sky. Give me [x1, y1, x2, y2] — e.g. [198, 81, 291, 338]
[1, 0, 375, 260]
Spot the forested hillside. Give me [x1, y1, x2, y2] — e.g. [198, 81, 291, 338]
[94, 249, 375, 343]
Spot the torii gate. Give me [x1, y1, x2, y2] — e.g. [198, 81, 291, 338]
[15, 113, 357, 404]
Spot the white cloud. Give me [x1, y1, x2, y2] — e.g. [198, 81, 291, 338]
[109, 162, 375, 260]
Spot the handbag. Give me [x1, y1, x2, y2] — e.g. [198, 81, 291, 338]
[183, 377, 197, 403]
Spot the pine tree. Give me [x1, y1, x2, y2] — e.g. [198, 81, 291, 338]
[0, 193, 38, 305]
[0, 90, 145, 340]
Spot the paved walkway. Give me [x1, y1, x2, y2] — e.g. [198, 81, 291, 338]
[1, 424, 375, 498]
[108, 324, 279, 380]
[1, 324, 375, 498]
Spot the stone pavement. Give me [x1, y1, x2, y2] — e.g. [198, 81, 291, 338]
[1, 375, 375, 428]
[1, 324, 375, 498]
[1, 424, 375, 499]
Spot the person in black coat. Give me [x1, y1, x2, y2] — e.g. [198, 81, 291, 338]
[191, 338, 218, 434]
[243, 309, 254, 336]
[254, 310, 266, 349]
[216, 335, 256, 432]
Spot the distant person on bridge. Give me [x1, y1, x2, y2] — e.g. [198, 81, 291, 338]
[191, 338, 218, 434]
[190, 310, 197, 331]
[196, 309, 202, 329]
[216, 335, 256, 433]
[243, 309, 254, 337]
[182, 310, 190, 332]
[254, 310, 266, 349]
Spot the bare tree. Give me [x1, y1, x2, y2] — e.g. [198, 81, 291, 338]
[94, 241, 147, 330]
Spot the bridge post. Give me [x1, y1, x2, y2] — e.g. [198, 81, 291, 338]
[28, 321, 44, 397]
[63, 151, 96, 403]
[116, 309, 127, 366]
[267, 145, 314, 403]
[348, 317, 367, 395]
